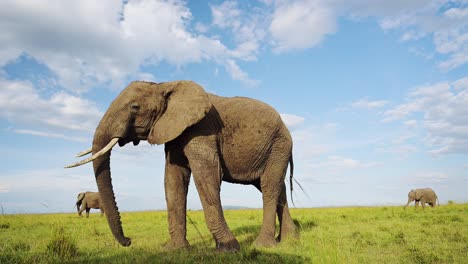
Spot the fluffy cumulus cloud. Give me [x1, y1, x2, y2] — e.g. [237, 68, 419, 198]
[383, 76, 468, 155]
[1, 0, 467, 92]
[267, 0, 468, 69]
[376, 0, 468, 70]
[269, 0, 337, 52]
[0, 0, 258, 91]
[211, 1, 266, 60]
[0, 78, 101, 140]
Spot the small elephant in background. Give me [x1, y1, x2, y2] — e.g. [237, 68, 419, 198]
[76, 191, 104, 217]
[404, 188, 439, 209]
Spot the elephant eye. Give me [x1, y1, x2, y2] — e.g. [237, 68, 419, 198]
[130, 103, 140, 113]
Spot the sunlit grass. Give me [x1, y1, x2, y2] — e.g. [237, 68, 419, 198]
[0, 204, 466, 263]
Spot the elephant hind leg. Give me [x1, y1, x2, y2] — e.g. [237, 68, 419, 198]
[276, 182, 297, 242]
[254, 150, 291, 248]
[78, 203, 87, 217]
[252, 181, 297, 242]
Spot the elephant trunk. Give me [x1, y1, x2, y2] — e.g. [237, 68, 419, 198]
[76, 198, 82, 213]
[93, 134, 131, 247]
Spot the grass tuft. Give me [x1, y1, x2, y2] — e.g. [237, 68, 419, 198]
[45, 226, 79, 259]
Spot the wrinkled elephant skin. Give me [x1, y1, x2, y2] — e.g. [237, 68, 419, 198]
[68, 80, 298, 252]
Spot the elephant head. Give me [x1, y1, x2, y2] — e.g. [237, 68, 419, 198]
[66, 81, 211, 246]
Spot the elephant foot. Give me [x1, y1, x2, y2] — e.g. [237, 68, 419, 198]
[253, 235, 277, 248]
[215, 239, 240, 253]
[163, 238, 191, 251]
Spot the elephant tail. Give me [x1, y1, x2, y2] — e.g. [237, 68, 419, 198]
[289, 154, 294, 205]
[289, 153, 309, 207]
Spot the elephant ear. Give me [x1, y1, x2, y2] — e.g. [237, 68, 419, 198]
[415, 190, 423, 200]
[148, 81, 212, 145]
[77, 192, 85, 201]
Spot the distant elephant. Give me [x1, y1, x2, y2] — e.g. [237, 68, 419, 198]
[404, 188, 439, 209]
[76, 191, 104, 217]
[66, 80, 297, 252]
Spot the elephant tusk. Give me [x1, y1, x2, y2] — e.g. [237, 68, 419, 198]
[76, 147, 92, 157]
[65, 138, 119, 168]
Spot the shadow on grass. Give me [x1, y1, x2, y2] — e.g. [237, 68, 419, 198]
[293, 219, 318, 231]
[70, 247, 310, 264]
[1, 249, 310, 264]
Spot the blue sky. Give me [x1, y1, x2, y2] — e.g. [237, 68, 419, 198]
[0, 0, 467, 213]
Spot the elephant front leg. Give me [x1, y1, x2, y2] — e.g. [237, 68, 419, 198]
[78, 202, 87, 217]
[190, 160, 240, 252]
[164, 156, 191, 250]
[404, 199, 412, 208]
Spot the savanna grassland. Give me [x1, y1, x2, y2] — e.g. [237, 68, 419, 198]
[0, 204, 466, 263]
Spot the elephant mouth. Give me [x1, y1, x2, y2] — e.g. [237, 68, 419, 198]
[118, 138, 141, 147]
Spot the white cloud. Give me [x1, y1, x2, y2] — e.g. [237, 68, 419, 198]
[1, 0, 467, 94]
[315, 155, 380, 169]
[265, 1, 468, 69]
[382, 101, 422, 122]
[413, 171, 449, 183]
[0, 168, 94, 193]
[0, 78, 102, 137]
[224, 59, 259, 86]
[0, 183, 11, 193]
[453, 76, 468, 90]
[211, 1, 242, 29]
[210, 1, 266, 60]
[381, 144, 419, 158]
[280, 113, 305, 128]
[403, 120, 418, 128]
[0, 0, 260, 91]
[383, 76, 468, 155]
[375, 2, 468, 70]
[269, 0, 337, 52]
[291, 124, 336, 160]
[351, 98, 388, 109]
[13, 129, 87, 142]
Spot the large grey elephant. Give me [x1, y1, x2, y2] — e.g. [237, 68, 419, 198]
[66, 80, 297, 252]
[404, 188, 439, 209]
[76, 191, 104, 217]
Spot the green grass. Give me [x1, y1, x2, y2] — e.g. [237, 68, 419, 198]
[0, 204, 466, 263]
